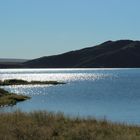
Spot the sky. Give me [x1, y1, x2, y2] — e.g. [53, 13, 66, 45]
[0, 0, 140, 59]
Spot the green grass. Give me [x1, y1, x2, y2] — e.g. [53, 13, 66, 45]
[0, 111, 140, 140]
[0, 88, 30, 106]
[0, 79, 65, 86]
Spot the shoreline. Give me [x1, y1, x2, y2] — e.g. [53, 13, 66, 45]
[0, 79, 65, 106]
[0, 88, 30, 106]
[0, 79, 65, 86]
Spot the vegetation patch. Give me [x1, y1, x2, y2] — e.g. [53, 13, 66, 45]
[0, 111, 140, 140]
[0, 79, 65, 86]
[0, 79, 64, 107]
[0, 88, 30, 106]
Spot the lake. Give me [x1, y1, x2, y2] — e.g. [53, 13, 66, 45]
[0, 68, 140, 125]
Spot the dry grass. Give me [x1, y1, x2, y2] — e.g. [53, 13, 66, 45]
[0, 111, 140, 140]
[0, 94, 30, 106]
[0, 88, 30, 106]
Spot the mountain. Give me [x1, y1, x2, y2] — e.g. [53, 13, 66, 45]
[23, 40, 140, 68]
[0, 40, 140, 68]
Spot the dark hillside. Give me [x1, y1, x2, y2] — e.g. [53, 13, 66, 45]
[23, 40, 140, 68]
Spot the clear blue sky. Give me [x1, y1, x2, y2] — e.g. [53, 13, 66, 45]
[0, 0, 140, 59]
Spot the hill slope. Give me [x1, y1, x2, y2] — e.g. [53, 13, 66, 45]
[23, 40, 140, 68]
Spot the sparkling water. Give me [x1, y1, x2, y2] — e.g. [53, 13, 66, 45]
[0, 68, 140, 125]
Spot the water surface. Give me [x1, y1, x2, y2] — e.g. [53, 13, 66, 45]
[0, 68, 140, 125]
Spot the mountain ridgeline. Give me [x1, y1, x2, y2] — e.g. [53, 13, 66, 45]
[1, 40, 140, 68]
[23, 40, 140, 68]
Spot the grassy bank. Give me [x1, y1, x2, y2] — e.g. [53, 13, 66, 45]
[0, 111, 140, 140]
[0, 79, 65, 86]
[0, 88, 30, 106]
[0, 79, 64, 106]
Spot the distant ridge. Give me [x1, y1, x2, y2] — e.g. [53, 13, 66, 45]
[0, 59, 28, 68]
[0, 59, 27, 63]
[23, 40, 140, 68]
[1, 40, 140, 68]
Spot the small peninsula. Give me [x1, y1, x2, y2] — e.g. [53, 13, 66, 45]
[0, 79, 65, 86]
[0, 88, 29, 106]
[0, 79, 65, 106]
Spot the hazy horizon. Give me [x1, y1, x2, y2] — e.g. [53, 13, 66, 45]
[0, 0, 140, 59]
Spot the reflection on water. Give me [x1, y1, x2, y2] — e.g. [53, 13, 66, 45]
[0, 70, 113, 82]
[0, 68, 140, 125]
